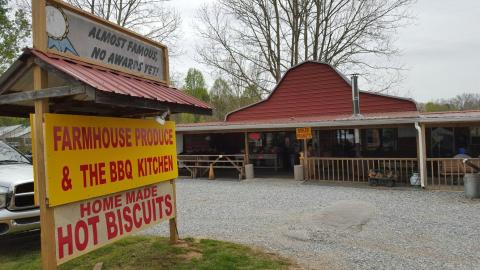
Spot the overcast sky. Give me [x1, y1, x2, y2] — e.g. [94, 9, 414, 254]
[168, 0, 480, 103]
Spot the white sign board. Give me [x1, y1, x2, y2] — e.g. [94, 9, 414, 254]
[54, 181, 175, 265]
[45, 2, 167, 82]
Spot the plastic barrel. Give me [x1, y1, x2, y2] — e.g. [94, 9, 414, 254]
[464, 173, 480, 199]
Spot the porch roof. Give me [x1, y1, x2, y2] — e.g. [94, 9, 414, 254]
[0, 48, 212, 117]
[176, 110, 480, 132]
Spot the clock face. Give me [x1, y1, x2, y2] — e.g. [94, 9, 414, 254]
[46, 6, 67, 39]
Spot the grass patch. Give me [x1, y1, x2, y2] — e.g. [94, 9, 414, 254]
[0, 233, 294, 270]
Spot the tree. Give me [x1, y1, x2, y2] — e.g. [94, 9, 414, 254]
[16, 0, 181, 49]
[450, 93, 480, 111]
[179, 68, 210, 123]
[183, 68, 210, 103]
[0, 0, 29, 73]
[239, 84, 262, 108]
[196, 0, 414, 95]
[421, 92, 480, 112]
[210, 78, 235, 120]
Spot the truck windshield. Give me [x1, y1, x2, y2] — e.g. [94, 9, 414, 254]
[0, 141, 30, 164]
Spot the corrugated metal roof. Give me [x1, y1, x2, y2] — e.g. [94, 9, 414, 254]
[177, 110, 480, 132]
[177, 111, 421, 132]
[29, 49, 212, 111]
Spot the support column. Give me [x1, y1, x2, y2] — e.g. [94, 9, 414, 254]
[169, 179, 179, 243]
[354, 128, 361, 157]
[244, 132, 249, 164]
[416, 122, 427, 188]
[33, 65, 57, 269]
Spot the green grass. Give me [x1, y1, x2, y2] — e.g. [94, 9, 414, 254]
[0, 233, 294, 270]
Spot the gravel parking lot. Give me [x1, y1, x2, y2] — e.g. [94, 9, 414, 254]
[143, 178, 480, 270]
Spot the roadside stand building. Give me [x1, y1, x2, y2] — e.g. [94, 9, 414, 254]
[176, 61, 480, 190]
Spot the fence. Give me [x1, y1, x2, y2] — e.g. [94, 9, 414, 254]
[426, 158, 480, 189]
[177, 154, 246, 179]
[304, 157, 418, 184]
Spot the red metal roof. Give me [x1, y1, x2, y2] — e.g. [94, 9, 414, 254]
[226, 62, 417, 122]
[29, 49, 212, 112]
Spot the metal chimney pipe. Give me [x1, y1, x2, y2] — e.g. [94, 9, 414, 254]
[351, 74, 360, 116]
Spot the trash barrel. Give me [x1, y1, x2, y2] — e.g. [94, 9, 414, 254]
[464, 173, 480, 199]
[245, 164, 254, 179]
[294, 165, 304, 181]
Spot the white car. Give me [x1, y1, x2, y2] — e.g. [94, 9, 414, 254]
[0, 141, 39, 236]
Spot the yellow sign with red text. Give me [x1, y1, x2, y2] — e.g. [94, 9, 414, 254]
[42, 113, 177, 207]
[296, 127, 312, 140]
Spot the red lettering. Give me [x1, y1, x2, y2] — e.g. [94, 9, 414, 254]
[110, 161, 117, 182]
[57, 224, 73, 259]
[72, 127, 82, 150]
[132, 203, 142, 228]
[87, 216, 100, 245]
[62, 127, 71, 151]
[123, 206, 133, 232]
[74, 220, 89, 251]
[53, 126, 61, 151]
[80, 202, 90, 218]
[105, 211, 118, 240]
[165, 194, 173, 216]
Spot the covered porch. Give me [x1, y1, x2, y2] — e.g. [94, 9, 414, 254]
[176, 111, 480, 190]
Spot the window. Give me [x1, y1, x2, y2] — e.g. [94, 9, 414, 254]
[471, 127, 480, 145]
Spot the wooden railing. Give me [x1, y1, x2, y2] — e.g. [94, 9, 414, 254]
[177, 154, 246, 179]
[426, 158, 480, 189]
[304, 157, 418, 184]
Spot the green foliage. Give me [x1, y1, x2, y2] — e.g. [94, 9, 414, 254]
[210, 78, 235, 120]
[0, 0, 30, 73]
[0, 235, 293, 270]
[179, 68, 210, 123]
[0, 116, 28, 126]
[239, 84, 261, 107]
[423, 102, 452, 112]
[183, 68, 209, 103]
[422, 93, 480, 112]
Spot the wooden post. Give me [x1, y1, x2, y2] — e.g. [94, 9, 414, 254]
[32, 1, 57, 268]
[303, 138, 308, 180]
[169, 179, 179, 243]
[34, 66, 57, 270]
[244, 132, 249, 164]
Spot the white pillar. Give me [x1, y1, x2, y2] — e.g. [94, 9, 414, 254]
[415, 122, 427, 188]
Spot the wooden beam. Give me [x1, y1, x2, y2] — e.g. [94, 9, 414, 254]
[0, 85, 86, 104]
[33, 58, 80, 85]
[0, 58, 34, 94]
[94, 90, 169, 111]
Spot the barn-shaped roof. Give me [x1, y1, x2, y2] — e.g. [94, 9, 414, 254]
[226, 61, 417, 122]
[0, 48, 212, 117]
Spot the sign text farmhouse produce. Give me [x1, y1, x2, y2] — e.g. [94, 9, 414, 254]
[43, 114, 177, 207]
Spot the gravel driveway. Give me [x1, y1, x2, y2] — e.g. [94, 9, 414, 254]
[143, 178, 480, 270]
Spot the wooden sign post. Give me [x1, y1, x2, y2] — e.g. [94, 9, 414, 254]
[296, 127, 312, 180]
[30, 0, 179, 268]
